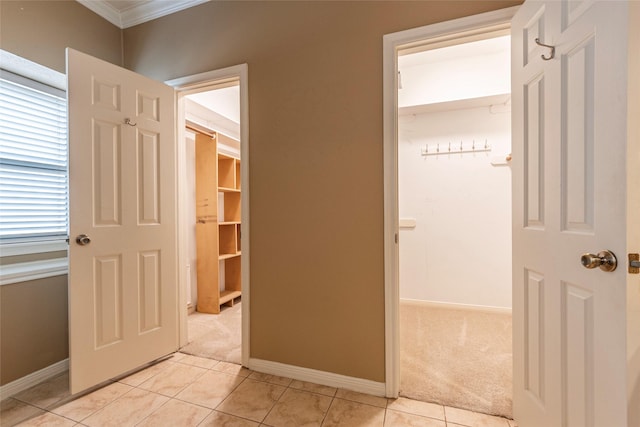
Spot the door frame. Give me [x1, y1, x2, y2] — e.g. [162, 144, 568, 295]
[382, 7, 518, 397]
[166, 64, 250, 366]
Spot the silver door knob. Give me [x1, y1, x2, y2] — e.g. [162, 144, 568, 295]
[581, 250, 617, 272]
[76, 234, 91, 246]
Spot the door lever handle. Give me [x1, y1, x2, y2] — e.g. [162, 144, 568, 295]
[581, 250, 617, 272]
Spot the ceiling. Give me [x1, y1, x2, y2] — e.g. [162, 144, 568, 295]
[76, 0, 208, 29]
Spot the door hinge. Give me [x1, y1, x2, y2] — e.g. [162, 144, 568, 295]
[395, 233, 398, 244]
[629, 253, 640, 274]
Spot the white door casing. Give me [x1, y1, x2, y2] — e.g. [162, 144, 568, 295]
[512, 1, 639, 426]
[67, 49, 178, 394]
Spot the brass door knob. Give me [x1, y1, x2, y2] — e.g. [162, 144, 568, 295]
[76, 234, 91, 246]
[580, 250, 617, 272]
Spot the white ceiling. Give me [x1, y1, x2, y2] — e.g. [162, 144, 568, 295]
[187, 86, 240, 124]
[76, 0, 208, 29]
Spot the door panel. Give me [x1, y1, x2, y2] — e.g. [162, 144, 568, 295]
[524, 73, 545, 228]
[93, 121, 121, 225]
[67, 48, 178, 394]
[562, 281, 594, 426]
[523, 269, 544, 404]
[138, 132, 161, 223]
[94, 255, 123, 347]
[562, 36, 595, 232]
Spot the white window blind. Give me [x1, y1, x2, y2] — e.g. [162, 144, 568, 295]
[0, 70, 68, 244]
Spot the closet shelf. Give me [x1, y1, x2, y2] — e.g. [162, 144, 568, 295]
[219, 221, 241, 226]
[399, 93, 511, 116]
[219, 290, 241, 306]
[219, 252, 241, 260]
[219, 187, 241, 193]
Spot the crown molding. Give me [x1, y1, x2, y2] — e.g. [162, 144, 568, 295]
[77, 0, 122, 28]
[120, 0, 208, 28]
[77, 0, 209, 29]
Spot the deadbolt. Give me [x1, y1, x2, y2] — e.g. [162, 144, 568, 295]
[76, 234, 91, 246]
[580, 250, 617, 272]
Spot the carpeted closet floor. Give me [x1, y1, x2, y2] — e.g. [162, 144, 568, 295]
[400, 300, 513, 419]
[181, 301, 242, 364]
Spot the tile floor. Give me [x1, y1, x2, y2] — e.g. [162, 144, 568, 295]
[1, 352, 516, 427]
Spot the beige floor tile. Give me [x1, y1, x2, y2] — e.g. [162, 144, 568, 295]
[117, 359, 172, 387]
[199, 410, 259, 426]
[135, 399, 211, 427]
[213, 361, 252, 378]
[248, 372, 292, 387]
[386, 397, 444, 420]
[169, 352, 188, 362]
[322, 398, 385, 427]
[384, 409, 446, 427]
[336, 389, 387, 408]
[12, 373, 71, 410]
[175, 370, 245, 409]
[289, 380, 337, 397]
[82, 388, 168, 427]
[289, 380, 338, 397]
[138, 361, 207, 397]
[14, 411, 76, 427]
[263, 388, 332, 427]
[51, 382, 132, 422]
[216, 379, 286, 422]
[444, 406, 510, 427]
[0, 398, 45, 426]
[176, 354, 219, 369]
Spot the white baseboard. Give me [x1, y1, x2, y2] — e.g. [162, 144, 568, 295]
[400, 298, 512, 314]
[0, 359, 69, 401]
[248, 358, 386, 397]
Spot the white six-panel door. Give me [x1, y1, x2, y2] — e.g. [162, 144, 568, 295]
[67, 49, 178, 394]
[512, 2, 634, 426]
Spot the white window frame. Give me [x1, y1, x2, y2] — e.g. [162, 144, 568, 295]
[0, 50, 68, 283]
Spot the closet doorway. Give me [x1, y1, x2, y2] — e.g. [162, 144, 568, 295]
[397, 32, 513, 417]
[168, 65, 249, 367]
[382, 7, 518, 418]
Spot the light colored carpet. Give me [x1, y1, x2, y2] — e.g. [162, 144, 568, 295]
[400, 300, 513, 418]
[181, 302, 242, 364]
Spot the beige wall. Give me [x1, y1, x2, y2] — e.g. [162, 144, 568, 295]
[124, 1, 521, 382]
[0, 1, 121, 386]
[0, 276, 69, 385]
[0, 0, 122, 73]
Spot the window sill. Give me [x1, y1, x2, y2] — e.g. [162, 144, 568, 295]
[0, 258, 68, 286]
[0, 240, 68, 257]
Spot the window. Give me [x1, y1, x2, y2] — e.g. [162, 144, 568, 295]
[0, 68, 68, 248]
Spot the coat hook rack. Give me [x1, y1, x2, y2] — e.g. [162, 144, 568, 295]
[421, 139, 492, 156]
[124, 118, 137, 126]
[535, 38, 555, 61]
